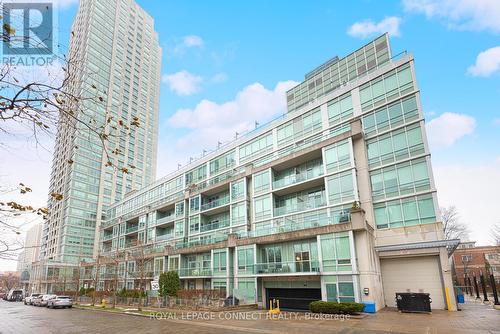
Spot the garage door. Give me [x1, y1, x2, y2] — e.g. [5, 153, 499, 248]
[266, 288, 321, 311]
[380, 256, 445, 309]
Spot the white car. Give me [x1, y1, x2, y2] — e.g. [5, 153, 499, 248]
[34, 294, 56, 307]
[24, 293, 42, 305]
[47, 296, 73, 309]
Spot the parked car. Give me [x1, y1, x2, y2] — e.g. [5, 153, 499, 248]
[24, 293, 42, 305]
[47, 296, 73, 309]
[6, 289, 24, 302]
[33, 294, 56, 307]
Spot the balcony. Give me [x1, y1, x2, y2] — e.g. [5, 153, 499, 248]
[156, 233, 174, 241]
[102, 234, 114, 242]
[254, 260, 320, 274]
[156, 214, 175, 226]
[125, 225, 139, 235]
[178, 267, 212, 277]
[273, 167, 324, 190]
[200, 219, 230, 233]
[273, 197, 327, 217]
[200, 196, 230, 212]
[249, 212, 350, 238]
[175, 234, 228, 249]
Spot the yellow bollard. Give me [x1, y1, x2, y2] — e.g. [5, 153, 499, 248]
[445, 287, 452, 312]
[101, 298, 106, 308]
[268, 298, 280, 314]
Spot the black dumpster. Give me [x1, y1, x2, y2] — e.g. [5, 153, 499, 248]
[224, 296, 239, 306]
[395, 292, 432, 313]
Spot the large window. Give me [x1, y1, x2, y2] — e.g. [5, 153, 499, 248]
[213, 250, 227, 274]
[231, 179, 245, 201]
[327, 93, 353, 126]
[253, 170, 270, 194]
[366, 124, 425, 169]
[370, 158, 430, 201]
[231, 202, 246, 225]
[276, 108, 322, 147]
[374, 194, 436, 229]
[209, 151, 235, 175]
[239, 133, 273, 162]
[237, 247, 254, 274]
[362, 95, 419, 137]
[324, 140, 351, 173]
[327, 171, 355, 205]
[185, 164, 207, 186]
[360, 64, 414, 112]
[320, 232, 352, 272]
[254, 195, 272, 220]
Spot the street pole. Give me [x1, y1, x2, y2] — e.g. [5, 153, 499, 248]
[473, 274, 480, 299]
[480, 271, 489, 302]
[489, 270, 499, 306]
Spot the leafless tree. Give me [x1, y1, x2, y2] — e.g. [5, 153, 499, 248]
[128, 240, 153, 311]
[441, 206, 470, 241]
[0, 20, 141, 261]
[0, 272, 20, 291]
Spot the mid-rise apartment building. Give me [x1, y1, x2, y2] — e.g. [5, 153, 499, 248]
[33, 0, 161, 293]
[87, 34, 457, 311]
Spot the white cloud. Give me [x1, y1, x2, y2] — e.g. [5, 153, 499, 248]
[434, 161, 500, 245]
[467, 46, 500, 77]
[171, 35, 204, 55]
[157, 80, 298, 175]
[347, 16, 402, 38]
[183, 35, 203, 48]
[494, 118, 500, 126]
[403, 0, 500, 33]
[426, 112, 476, 149]
[162, 70, 203, 96]
[211, 72, 228, 83]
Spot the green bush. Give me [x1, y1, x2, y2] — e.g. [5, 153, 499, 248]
[309, 301, 364, 314]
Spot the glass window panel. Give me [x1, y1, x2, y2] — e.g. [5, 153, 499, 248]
[402, 198, 419, 226]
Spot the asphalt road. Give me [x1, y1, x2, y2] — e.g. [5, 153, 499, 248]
[1, 299, 498, 334]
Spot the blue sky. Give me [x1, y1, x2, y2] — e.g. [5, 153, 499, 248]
[1, 0, 499, 270]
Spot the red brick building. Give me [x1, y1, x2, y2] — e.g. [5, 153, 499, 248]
[453, 242, 500, 290]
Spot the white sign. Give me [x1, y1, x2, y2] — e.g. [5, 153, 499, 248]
[151, 280, 159, 291]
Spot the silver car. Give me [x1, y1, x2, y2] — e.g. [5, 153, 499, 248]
[24, 293, 42, 305]
[47, 296, 73, 309]
[34, 294, 56, 307]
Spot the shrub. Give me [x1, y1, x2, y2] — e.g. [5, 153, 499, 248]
[309, 301, 364, 315]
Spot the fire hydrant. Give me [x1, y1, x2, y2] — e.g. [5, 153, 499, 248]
[101, 298, 106, 308]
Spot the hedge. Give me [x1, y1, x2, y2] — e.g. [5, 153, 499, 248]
[309, 301, 364, 314]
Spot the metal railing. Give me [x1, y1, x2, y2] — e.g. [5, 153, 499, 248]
[177, 268, 212, 277]
[156, 233, 174, 241]
[254, 260, 320, 274]
[244, 211, 350, 238]
[156, 214, 175, 226]
[200, 196, 230, 211]
[175, 234, 229, 249]
[273, 197, 327, 217]
[200, 220, 230, 233]
[273, 168, 324, 189]
[125, 225, 139, 234]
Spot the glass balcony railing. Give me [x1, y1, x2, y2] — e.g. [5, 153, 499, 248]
[156, 233, 174, 241]
[200, 196, 230, 211]
[273, 168, 324, 189]
[156, 214, 175, 226]
[178, 267, 212, 277]
[125, 225, 139, 234]
[253, 260, 320, 274]
[102, 234, 114, 241]
[200, 220, 230, 233]
[175, 234, 228, 249]
[273, 197, 327, 217]
[246, 211, 350, 238]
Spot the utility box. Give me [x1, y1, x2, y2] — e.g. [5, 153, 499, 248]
[363, 301, 376, 313]
[395, 293, 432, 313]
